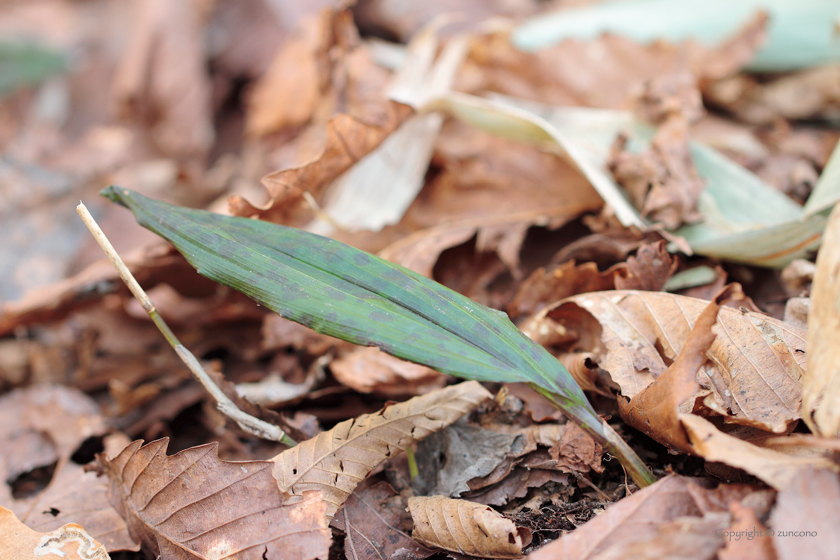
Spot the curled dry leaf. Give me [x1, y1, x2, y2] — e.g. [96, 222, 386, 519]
[272, 381, 491, 520]
[536, 290, 806, 433]
[0, 506, 109, 560]
[802, 202, 840, 437]
[408, 496, 531, 559]
[680, 414, 838, 490]
[619, 285, 737, 452]
[612, 241, 678, 292]
[98, 438, 331, 560]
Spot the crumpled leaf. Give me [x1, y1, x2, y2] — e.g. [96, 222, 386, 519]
[331, 481, 433, 560]
[408, 496, 531, 559]
[527, 475, 772, 560]
[768, 467, 840, 560]
[0, 506, 109, 560]
[272, 381, 491, 520]
[98, 438, 331, 560]
[680, 414, 838, 490]
[802, 201, 840, 437]
[0, 385, 136, 552]
[536, 290, 806, 432]
[613, 241, 678, 292]
[619, 285, 737, 451]
[507, 261, 615, 321]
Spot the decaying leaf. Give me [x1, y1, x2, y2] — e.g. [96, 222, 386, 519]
[680, 414, 837, 490]
[0, 506, 109, 560]
[717, 501, 777, 560]
[802, 202, 840, 437]
[768, 467, 840, 560]
[408, 496, 531, 559]
[619, 285, 736, 452]
[536, 290, 806, 432]
[527, 475, 770, 560]
[331, 481, 433, 560]
[98, 438, 331, 560]
[613, 241, 678, 292]
[272, 381, 491, 520]
[507, 261, 615, 321]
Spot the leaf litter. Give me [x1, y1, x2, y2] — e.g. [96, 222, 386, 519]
[2, 0, 840, 559]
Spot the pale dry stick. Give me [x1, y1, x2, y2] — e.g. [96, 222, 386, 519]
[76, 202, 297, 446]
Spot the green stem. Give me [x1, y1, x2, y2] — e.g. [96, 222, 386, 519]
[528, 383, 655, 488]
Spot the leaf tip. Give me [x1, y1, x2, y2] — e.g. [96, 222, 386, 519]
[100, 185, 129, 207]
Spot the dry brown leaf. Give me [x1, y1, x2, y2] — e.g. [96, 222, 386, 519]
[408, 496, 531, 559]
[613, 241, 679, 292]
[536, 290, 805, 432]
[507, 261, 615, 321]
[802, 203, 840, 437]
[272, 381, 491, 520]
[331, 481, 434, 560]
[98, 438, 331, 560]
[768, 467, 840, 560]
[230, 102, 413, 223]
[112, 0, 213, 163]
[527, 475, 768, 560]
[0, 506, 109, 560]
[330, 346, 446, 397]
[680, 414, 838, 490]
[619, 285, 737, 452]
[718, 501, 777, 560]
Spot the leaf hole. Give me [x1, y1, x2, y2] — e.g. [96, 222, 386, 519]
[43, 507, 60, 517]
[292, 468, 298, 475]
[508, 533, 516, 544]
[71, 435, 105, 465]
[9, 460, 57, 500]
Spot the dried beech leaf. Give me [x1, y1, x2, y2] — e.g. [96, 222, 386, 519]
[619, 285, 738, 451]
[681, 414, 838, 490]
[408, 496, 531, 559]
[98, 438, 331, 560]
[540, 290, 806, 432]
[331, 481, 433, 560]
[272, 381, 491, 520]
[613, 241, 678, 292]
[0, 506, 109, 560]
[802, 202, 840, 437]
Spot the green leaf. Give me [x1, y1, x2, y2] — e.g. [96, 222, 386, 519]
[100, 187, 597, 421]
[0, 42, 65, 97]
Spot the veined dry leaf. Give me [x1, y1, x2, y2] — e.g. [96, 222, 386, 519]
[331, 481, 433, 560]
[0, 506, 109, 560]
[802, 202, 840, 437]
[537, 290, 806, 432]
[619, 285, 737, 452]
[527, 475, 769, 560]
[98, 438, 331, 560]
[272, 381, 491, 520]
[680, 414, 838, 490]
[408, 496, 531, 559]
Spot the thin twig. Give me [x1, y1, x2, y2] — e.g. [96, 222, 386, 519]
[76, 201, 297, 446]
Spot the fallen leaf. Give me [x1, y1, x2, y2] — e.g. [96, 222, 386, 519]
[680, 414, 838, 490]
[527, 475, 768, 560]
[98, 438, 331, 560]
[0, 506, 109, 560]
[330, 347, 446, 397]
[112, 0, 213, 163]
[507, 261, 615, 321]
[802, 202, 840, 437]
[537, 290, 806, 432]
[718, 501, 777, 560]
[331, 481, 434, 560]
[619, 285, 736, 452]
[272, 381, 491, 520]
[613, 241, 679, 292]
[408, 496, 531, 559]
[768, 467, 840, 560]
